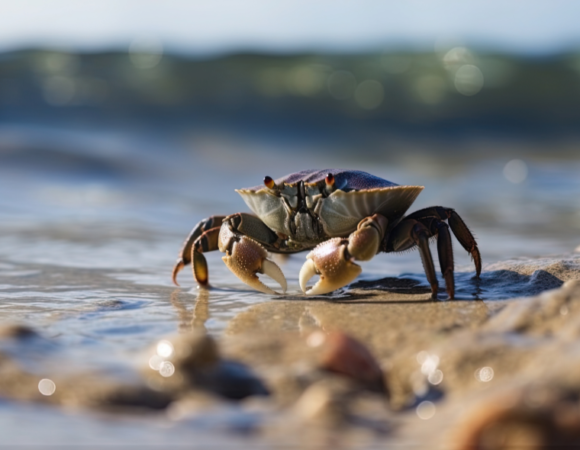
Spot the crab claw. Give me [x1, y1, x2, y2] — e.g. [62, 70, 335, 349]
[299, 238, 362, 295]
[222, 236, 287, 295]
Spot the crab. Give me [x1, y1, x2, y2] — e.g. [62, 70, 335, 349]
[172, 169, 481, 299]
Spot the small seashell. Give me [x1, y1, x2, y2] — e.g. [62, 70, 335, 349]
[316, 331, 387, 394]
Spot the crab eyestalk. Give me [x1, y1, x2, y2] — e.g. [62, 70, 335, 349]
[264, 176, 276, 190]
[325, 172, 335, 194]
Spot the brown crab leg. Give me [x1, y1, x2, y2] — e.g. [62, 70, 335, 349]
[172, 215, 227, 285]
[172, 226, 221, 287]
[435, 221, 455, 299]
[191, 227, 222, 286]
[411, 222, 439, 300]
[448, 210, 481, 277]
[406, 206, 481, 278]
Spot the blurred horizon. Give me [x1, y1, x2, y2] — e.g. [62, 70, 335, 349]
[2, 47, 580, 150]
[2, 1, 580, 56]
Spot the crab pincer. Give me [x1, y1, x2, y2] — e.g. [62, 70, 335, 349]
[299, 215, 387, 295]
[299, 238, 362, 296]
[219, 224, 287, 295]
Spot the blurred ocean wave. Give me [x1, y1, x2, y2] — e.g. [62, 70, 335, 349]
[2, 49, 580, 145]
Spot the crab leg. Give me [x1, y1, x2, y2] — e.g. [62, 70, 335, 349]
[448, 210, 481, 277]
[299, 214, 388, 295]
[172, 215, 227, 286]
[435, 221, 455, 299]
[387, 215, 458, 299]
[411, 222, 439, 299]
[406, 206, 481, 277]
[219, 214, 287, 295]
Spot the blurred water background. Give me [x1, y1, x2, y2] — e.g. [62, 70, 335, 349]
[1, 1, 580, 446]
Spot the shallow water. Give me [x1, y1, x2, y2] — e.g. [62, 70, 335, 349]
[0, 123, 579, 445]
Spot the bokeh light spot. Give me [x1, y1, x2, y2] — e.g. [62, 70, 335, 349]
[416, 401, 436, 420]
[428, 369, 444, 385]
[149, 355, 164, 371]
[476, 366, 494, 382]
[355, 80, 384, 110]
[159, 361, 175, 378]
[454, 65, 484, 96]
[306, 331, 326, 348]
[420, 354, 439, 376]
[503, 159, 528, 184]
[416, 350, 429, 364]
[157, 340, 174, 358]
[38, 378, 56, 396]
[288, 66, 326, 96]
[443, 47, 474, 68]
[129, 36, 163, 70]
[36, 52, 80, 75]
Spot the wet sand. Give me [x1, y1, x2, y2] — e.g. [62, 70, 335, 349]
[2, 251, 580, 448]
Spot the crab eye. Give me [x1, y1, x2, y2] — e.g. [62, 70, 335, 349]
[264, 176, 275, 189]
[325, 173, 335, 186]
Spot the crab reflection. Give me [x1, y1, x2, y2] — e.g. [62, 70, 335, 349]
[168, 275, 492, 340]
[169, 289, 210, 332]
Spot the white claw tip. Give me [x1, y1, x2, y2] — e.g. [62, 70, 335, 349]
[299, 259, 318, 293]
[262, 259, 287, 294]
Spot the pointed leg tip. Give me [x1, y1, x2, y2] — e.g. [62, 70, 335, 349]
[172, 259, 185, 286]
[430, 285, 439, 300]
[194, 269, 209, 286]
[299, 259, 318, 293]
